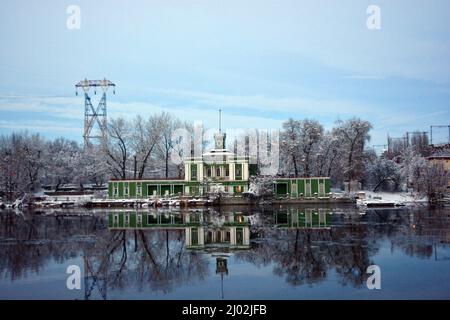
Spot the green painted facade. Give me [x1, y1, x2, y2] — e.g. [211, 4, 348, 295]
[108, 176, 331, 199]
[108, 211, 202, 228]
[274, 208, 332, 228]
[108, 179, 249, 198]
[108, 210, 251, 249]
[274, 177, 331, 198]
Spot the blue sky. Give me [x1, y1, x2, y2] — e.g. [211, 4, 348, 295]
[1, 0, 450, 148]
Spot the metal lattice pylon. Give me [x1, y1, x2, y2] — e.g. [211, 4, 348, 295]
[75, 79, 116, 147]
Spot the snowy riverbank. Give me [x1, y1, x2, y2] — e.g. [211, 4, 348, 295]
[356, 191, 428, 207]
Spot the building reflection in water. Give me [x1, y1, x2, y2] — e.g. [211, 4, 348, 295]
[107, 209, 250, 300]
[273, 208, 332, 229]
[106, 208, 334, 299]
[108, 210, 251, 250]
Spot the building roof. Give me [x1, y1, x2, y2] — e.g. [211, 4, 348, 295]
[428, 150, 450, 159]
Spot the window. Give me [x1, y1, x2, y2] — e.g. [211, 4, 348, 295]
[124, 214, 130, 226]
[235, 164, 242, 180]
[124, 182, 129, 196]
[225, 167, 229, 176]
[191, 164, 197, 181]
[207, 167, 212, 177]
[113, 183, 118, 197]
[113, 214, 119, 225]
[136, 183, 142, 196]
[137, 214, 142, 225]
[216, 167, 221, 177]
[236, 228, 243, 244]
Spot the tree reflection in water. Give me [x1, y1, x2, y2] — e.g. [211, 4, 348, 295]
[0, 205, 449, 298]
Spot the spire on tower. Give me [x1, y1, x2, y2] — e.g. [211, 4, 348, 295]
[219, 109, 222, 133]
[214, 109, 226, 150]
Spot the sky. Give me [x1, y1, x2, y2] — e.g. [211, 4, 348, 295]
[0, 0, 450, 149]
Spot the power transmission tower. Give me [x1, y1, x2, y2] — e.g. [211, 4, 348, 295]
[429, 125, 450, 146]
[75, 79, 116, 147]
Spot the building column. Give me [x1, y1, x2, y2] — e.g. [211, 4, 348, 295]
[198, 227, 205, 245]
[230, 163, 235, 180]
[198, 162, 203, 181]
[185, 163, 190, 181]
[243, 163, 249, 180]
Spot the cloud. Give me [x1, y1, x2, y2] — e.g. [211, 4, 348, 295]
[107, 100, 284, 130]
[1, 90, 447, 146]
[145, 87, 376, 117]
[0, 95, 82, 119]
[0, 119, 82, 133]
[342, 75, 386, 80]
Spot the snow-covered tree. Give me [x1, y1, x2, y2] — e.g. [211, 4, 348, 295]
[0, 133, 27, 200]
[73, 147, 108, 188]
[315, 131, 340, 178]
[280, 118, 302, 177]
[246, 176, 274, 200]
[299, 119, 323, 177]
[367, 157, 401, 191]
[22, 133, 46, 192]
[333, 118, 372, 190]
[280, 119, 323, 177]
[43, 137, 81, 191]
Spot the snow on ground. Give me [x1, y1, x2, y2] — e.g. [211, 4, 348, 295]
[357, 190, 427, 206]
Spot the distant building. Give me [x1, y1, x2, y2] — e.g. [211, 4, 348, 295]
[427, 150, 450, 188]
[427, 153, 450, 171]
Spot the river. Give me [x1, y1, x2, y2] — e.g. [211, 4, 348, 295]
[0, 205, 449, 299]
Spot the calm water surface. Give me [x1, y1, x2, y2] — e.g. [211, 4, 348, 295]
[0, 205, 449, 300]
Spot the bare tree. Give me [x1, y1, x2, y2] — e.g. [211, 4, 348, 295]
[101, 117, 133, 179]
[156, 112, 183, 179]
[131, 115, 164, 179]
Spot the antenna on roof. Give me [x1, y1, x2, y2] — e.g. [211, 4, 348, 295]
[219, 109, 222, 133]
